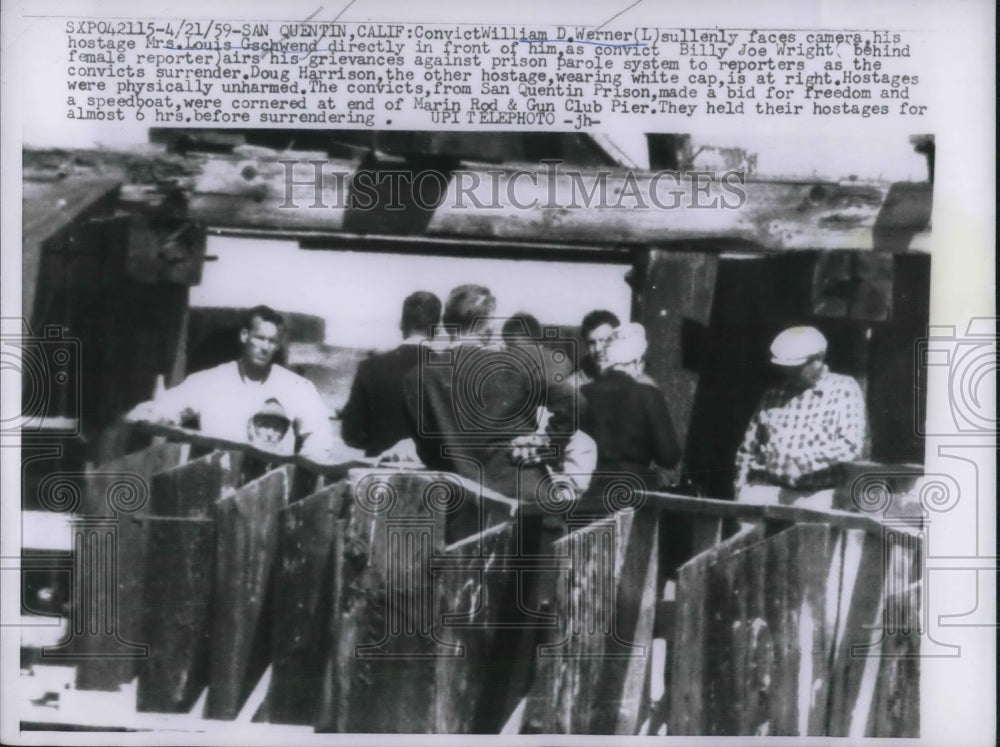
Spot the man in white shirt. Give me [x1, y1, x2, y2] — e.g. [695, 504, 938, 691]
[127, 305, 333, 461]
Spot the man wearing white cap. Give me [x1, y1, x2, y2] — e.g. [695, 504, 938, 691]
[734, 326, 867, 509]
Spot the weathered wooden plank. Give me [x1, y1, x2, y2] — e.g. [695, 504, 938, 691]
[74, 442, 187, 691]
[521, 489, 904, 536]
[506, 513, 568, 735]
[429, 172, 911, 251]
[826, 526, 921, 738]
[866, 590, 921, 738]
[316, 470, 450, 733]
[150, 449, 244, 517]
[434, 520, 522, 734]
[705, 524, 842, 736]
[136, 516, 215, 713]
[205, 465, 293, 720]
[133, 421, 371, 485]
[818, 529, 884, 736]
[267, 483, 349, 725]
[186, 153, 928, 252]
[524, 506, 659, 734]
[22, 177, 122, 321]
[668, 524, 766, 735]
[669, 522, 916, 737]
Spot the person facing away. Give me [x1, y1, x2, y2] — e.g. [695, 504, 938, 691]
[580, 322, 681, 487]
[400, 284, 547, 501]
[501, 311, 577, 410]
[734, 325, 867, 510]
[569, 309, 658, 388]
[340, 291, 442, 457]
[126, 304, 333, 461]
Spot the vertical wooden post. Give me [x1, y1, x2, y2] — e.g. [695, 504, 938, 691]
[136, 516, 215, 712]
[526, 506, 660, 734]
[72, 443, 187, 691]
[315, 470, 454, 733]
[205, 465, 292, 720]
[268, 483, 349, 725]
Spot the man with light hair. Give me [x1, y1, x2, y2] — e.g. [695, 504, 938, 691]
[126, 305, 333, 461]
[734, 325, 867, 509]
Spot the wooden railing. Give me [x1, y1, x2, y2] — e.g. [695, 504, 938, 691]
[57, 426, 922, 736]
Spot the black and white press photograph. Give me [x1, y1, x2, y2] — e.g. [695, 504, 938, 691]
[13, 127, 937, 737]
[1, 1, 995, 745]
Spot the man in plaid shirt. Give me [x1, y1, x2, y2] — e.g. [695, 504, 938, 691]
[734, 326, 867, 509]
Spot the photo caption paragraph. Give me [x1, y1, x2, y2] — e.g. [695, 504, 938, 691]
[63, 20, 928, 127]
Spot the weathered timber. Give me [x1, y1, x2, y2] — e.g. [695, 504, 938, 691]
[268, 483, 350, 725]
[74, 442, 187, 691]
[189, 153, 355, 232]
[136, 516, 215, 713]
[865, 584, 921, 737]
[634, 249, 719, 481]
[434, 520, 523, 734]
[133, 422, 371, 485]
[149, 449, 244, 517]
[205, 465, 293, 720]
[830, 523, 922, 738]
[521, 489, 909, 536]
[668, 523, 920, 737]
[669, 524, 768, 735]
[526, 507, 660, 734]
[22, 177, 122, 322]
[185, 152, 931, 252]
[316, 470, 452, 733]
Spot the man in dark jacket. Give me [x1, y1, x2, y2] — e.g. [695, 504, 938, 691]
[403, 285, 547, 502]
[581, 323, 681, 492]
[340, 291, 442, 457]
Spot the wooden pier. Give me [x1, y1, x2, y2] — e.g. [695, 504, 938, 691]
[21, 428, 922, 736]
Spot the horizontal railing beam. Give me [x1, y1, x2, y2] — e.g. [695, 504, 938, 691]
[126, 423, 920, 536]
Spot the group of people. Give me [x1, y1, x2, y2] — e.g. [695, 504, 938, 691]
[127, 285, 868, 511]
[337, 285, 682, 504]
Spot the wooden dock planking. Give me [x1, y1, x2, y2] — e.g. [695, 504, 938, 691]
[669, 523, 920, 737]
[205, 465, 293, 720]
[74, 442, 188, 692]
[316, 470, 449, 733]
[434, 519, 522, 734]
[268, 483, 350, 725]
[136, 516, 215, 713]
[149, 449, 244, 518]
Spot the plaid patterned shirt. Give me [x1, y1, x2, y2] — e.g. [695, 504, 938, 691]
[734, 366, 867, 490]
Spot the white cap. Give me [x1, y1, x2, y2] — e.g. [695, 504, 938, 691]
[770, 326, 827, 366]
[606, 322, 648, 366]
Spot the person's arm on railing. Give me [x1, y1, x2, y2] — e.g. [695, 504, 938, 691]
[293, 380, 336, 463]
[733, 409, 765, 493]
[771, 377, 868, 482]
[131, 420, 376, 478]
[124, 377, 200, 428]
